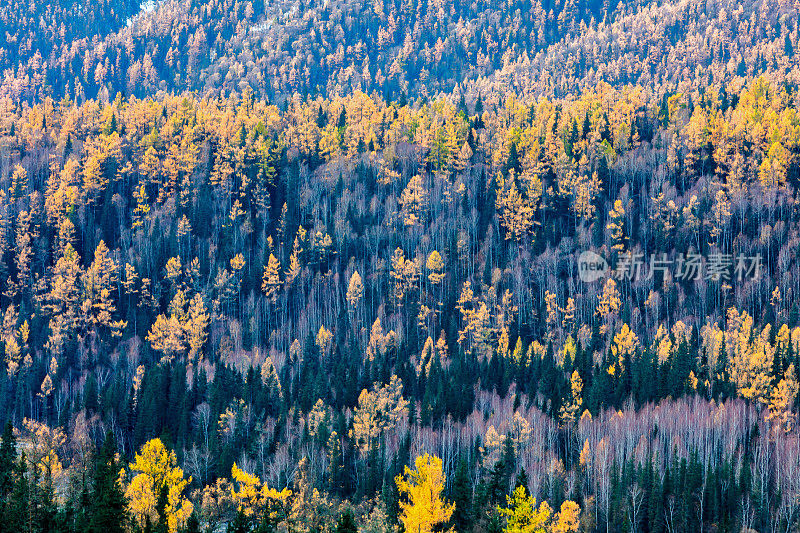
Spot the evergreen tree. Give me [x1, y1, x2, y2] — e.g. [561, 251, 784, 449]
[0, 422, 16, 501]
[514, 468, 530, 495]
[8, 453, 30, 532]
[154, 484, 169, 533]
[451, 458, 473, 532]
[90, 431, 127, 533]
[185, 514, 201, 533]
[335, 509, 357, 533]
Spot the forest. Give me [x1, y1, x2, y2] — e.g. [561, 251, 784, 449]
[1, 0, 800, 531]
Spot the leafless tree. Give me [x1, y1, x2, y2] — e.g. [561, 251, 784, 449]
[193, 402, 212, 450]
[627, 483, 644, 533]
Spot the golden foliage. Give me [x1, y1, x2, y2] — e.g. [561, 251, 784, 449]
[395, 453, 454, 533]
[346, 270, 364, 307]
[125, 438, 193, 533]
[400, 175, 429, 226]
[261, 253, 282, 303]
[350, 375, 408, 451]
[767, 364, 799, 433]
[498, 485, 580, 533]
[559, 370, 583, 425]
[497, 170, 538, 241]
[498, 485, 552, 533]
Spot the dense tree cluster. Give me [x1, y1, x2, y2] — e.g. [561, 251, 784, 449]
[0, 0, 798, 103]
[1, 0, 800, 527]
[0, 74, 796, 530]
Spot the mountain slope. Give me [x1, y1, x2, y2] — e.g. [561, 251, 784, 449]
[1, 0, 797, 103]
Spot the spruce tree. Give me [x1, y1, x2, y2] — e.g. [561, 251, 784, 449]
[90, 431, 127, 533]
[514, 468, 529, 495]
[154, 484, 169, 533]
[451, 459, 473, 532]
[185, 514, 201, 533]
[335, 509, 357, 533]
[8, 453, 30, 532]
[0, 422, 16, 500]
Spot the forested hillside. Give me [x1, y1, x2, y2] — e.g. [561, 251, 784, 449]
[1, 0, 800, 531]
[2, 0, 799, 102]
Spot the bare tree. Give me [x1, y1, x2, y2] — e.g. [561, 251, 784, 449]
[184, 443, 214, 485]
[627, 483, 644, 533]
[663, 494, 677, 533]
[193, 402, 212, 450]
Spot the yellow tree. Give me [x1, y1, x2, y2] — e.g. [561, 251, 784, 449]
[83, 132, 121, 203]
[185, 293, 210, 361]
[47, 242, 82, 327]
[497, 172, 537, 241]
[611, 324, 638, 371]
[544, 291, 559, 339]
[284, 236, 303, 285]
[758, 141, 788, 189]
[424, 250, 445, 326]
[551, 501, 581, 533]
[206, 463, 290, 530]
[262, 253, 282, 303]
[400, 175, 429, 226]
[595, 279, 621, 335]
[125, 438, 193, 532]
[390, 248, 421, 305]
[728, 313, 773, 405]
[709, 189, 731, 244]
[607, 199, 625, 252]
[146, 291, 188, 362]
[19, 418, 66, 480]
[199, 478, 234, 531]
[132, 181, 151, 228]
[83, 240, 119, 328]
[561, 297, 576, 331]
[260, 356, 282, 393]
[767, 364, 799, 433]
[572, 171, 602, 221]
[351, 375, 408, 452]
[498, 485, 552, 533]
[316, 325, 333, 359]
[346, 270, 364, 308]
[559, 370, 583, 425]
[10, 164, 27, 199]
[230, 462, 292, 519]
[15, 210, 34, 288]
[395, 453, 454, 533]
[455, 281, 493, 359]
[426, 251, 445, 285]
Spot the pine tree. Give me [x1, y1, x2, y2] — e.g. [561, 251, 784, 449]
[90, 431, 127, 533]
[327, 431, 344, 495]
[497, 485, 552, 532]
[155, 483, 169, 533]
[185, 514, 201, 533]
[0, 422, 15, 500]
[514, 469, 530, 495]
[452, 458, 473, 531]
[8, 453, 29, 532]
[335, 509, 358, 533]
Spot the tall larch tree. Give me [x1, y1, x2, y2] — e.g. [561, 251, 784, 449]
[395, 453, 455, 533]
